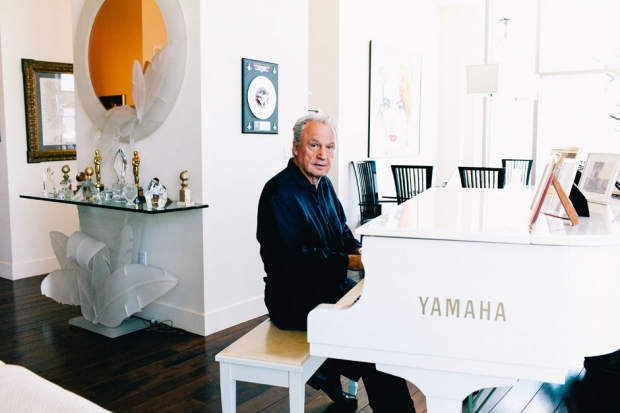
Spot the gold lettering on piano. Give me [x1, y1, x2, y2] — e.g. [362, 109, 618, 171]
[419, 296, 429, 314]
[464, 300, 475, 318]
[419, 297, 506, 321]
[447, 299, 459, 317]
[480, 301, 491, 320]
[495, 302, 506, 321]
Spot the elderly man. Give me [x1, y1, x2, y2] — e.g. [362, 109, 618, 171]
[257, 114, 416, 413]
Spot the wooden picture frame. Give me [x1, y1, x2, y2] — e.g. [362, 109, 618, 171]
[548, 146, 581, 214]
[578, 152, 620, 205]
[22, 59, 75, 163]
[529, 154, 559, 229]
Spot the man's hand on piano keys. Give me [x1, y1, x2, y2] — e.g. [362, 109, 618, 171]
[347, 254, 364, 271]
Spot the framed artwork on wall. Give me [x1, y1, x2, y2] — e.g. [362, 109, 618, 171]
[241, 58, 278, 134]
[368, 41, 421, 158]
[22, 59, 75, 163]
[578, 152, 620, 205]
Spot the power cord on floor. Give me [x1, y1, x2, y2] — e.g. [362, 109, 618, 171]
[131, 315, 186, 335]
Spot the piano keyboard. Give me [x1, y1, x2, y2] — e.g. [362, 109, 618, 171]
[336, 279, 364, 306]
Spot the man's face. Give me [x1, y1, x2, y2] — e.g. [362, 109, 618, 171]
[292, 121, 336, 185]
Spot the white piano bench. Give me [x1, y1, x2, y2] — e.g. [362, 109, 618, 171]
[215, 318, 356, 413]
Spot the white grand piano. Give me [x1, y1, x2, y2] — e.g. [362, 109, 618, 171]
[308, 187, 620, 412]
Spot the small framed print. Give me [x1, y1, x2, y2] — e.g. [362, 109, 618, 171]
[242, 58, 278, 134]
[578, 152, 620, 205]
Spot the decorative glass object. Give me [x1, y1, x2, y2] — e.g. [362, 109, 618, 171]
[122, 183, 138, 206]
[43, 167, 57, 197]
[81, 167, 98, 203]
[59, 164, 72, 198]
[145, 177, 168, 208]
[113, 148, 127, 196]
[101, 190, 113, 205]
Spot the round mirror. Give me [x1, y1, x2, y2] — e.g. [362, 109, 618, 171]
[74, 0, 186, 147]
[89, 0, 167, 109]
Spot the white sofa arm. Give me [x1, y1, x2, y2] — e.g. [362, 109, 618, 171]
[0, 361, 110, 413]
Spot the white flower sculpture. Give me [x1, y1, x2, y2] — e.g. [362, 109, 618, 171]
[90, 45, 175, 160]
[42, 228, 177, 328]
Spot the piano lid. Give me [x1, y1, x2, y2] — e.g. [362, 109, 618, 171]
[531, 196, 620, 246]
[356, 187, 532, 244]
[357, 187, 620, 247]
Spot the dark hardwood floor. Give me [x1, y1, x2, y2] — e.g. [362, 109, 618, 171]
[1, 274, 619, 412]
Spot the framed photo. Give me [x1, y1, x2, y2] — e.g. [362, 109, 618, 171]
[241, 58, 278, 134]
[548, 146, 581, 214]
[529, 154, 559, 229]
[22, 59, 75, 163]
[578, 153, 620, 205]
[368, 41, 421, 158]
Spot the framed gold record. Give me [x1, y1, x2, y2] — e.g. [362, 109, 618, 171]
[242, 58, 278, 134]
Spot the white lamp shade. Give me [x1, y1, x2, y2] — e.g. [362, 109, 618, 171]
[466, 64, 499, 94]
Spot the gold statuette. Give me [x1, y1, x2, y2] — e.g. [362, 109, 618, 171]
[132, 150, 143, 196]
[179, 170, 191, 203]
[94, 150, 104, 191]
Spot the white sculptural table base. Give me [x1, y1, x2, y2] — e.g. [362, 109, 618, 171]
[69, 315, 148, 338]
[21, 194, 208, 338]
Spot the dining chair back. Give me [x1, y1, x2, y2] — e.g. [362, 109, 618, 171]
[458, 166, 506, 189]
[390, 165, 434, 204]
[352, 160, 394, 225]
[502, 159, 533, 186]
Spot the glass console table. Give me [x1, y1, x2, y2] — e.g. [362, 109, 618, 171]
[20, 193, 209, 213]
[21, 193, 208, 337]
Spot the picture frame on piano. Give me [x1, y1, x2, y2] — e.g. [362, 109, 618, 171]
[578, 152, 620, 205]
[548, 147, 581, 215]
[529, 154, 559, 229]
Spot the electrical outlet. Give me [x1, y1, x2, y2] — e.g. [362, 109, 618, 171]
[139, 251, 147, 265]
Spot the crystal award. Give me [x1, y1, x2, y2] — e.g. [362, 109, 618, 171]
[43, 167, 57, 197]
[113, 149, 127, 201]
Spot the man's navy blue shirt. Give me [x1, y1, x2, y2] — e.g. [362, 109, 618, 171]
[257, 159, 361, 330]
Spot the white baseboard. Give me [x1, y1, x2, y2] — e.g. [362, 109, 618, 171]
[0, 257, 59, 280]
[136, 295, 267, 337]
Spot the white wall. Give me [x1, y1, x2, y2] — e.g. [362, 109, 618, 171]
[199, 0, 309, 336]
[308, 0, 340, 190]
[308, 0, 441, 229]
[0, 0, 79, 280]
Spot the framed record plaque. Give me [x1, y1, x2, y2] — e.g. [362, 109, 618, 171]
[242, 58, 278, 134]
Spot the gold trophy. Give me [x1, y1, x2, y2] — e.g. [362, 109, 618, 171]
[132, 150, 146, 203]
[60, 165, 72, 191]
[94, 150, 105, 191]
[179, 170, 192, 205]
[83, 167, 98, 202]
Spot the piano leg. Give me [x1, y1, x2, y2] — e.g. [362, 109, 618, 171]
[376, 364, 516, 413]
